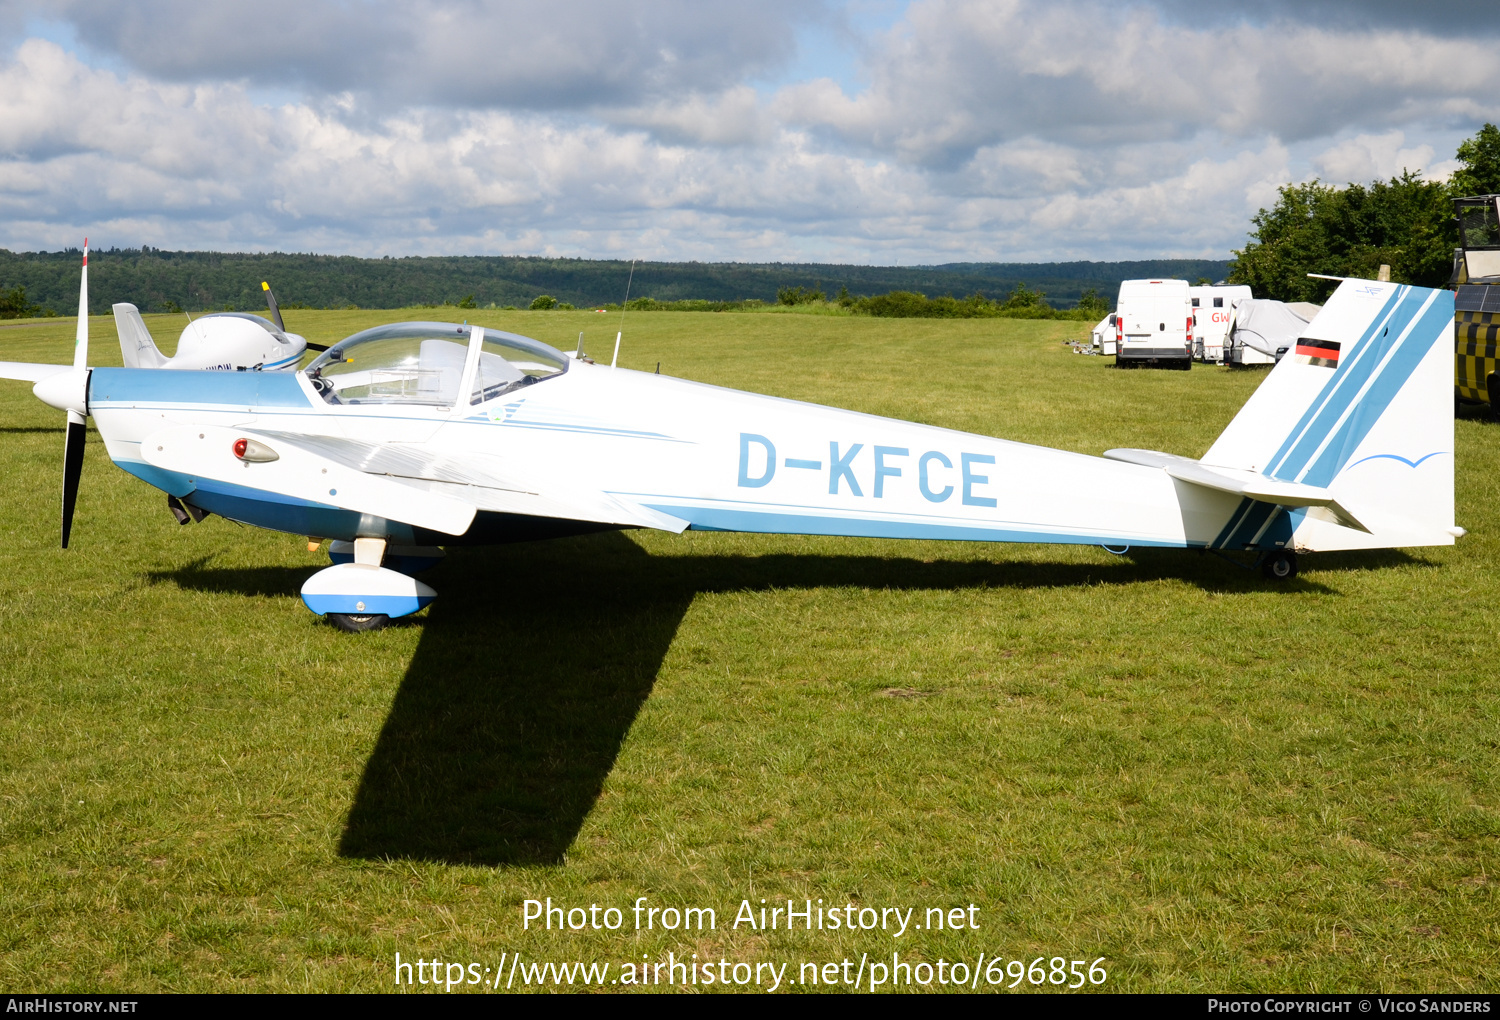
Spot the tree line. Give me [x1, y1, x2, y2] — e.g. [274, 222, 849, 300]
[0, 248, 1229, 320]
[831, 284, 1112, 320]
[524, 284, 1115, 320]
[1229, 124, 1500, 302]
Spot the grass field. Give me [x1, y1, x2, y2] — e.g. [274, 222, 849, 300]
[0, 309, 1496, 993]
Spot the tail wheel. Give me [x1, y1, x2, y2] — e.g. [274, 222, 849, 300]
[327, 612, 391, 633]
[1261, 550, 1298, 581]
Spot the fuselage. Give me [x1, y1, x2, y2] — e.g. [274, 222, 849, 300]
[88, 359, 1259, 551]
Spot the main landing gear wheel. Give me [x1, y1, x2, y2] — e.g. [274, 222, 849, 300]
[326, 612, 391, 633]
[302, 557, 436, 631]
[1261, 550, 1298, 581]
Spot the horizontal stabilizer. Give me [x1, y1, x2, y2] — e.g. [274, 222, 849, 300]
[1103, 448, 1370, 533]
[0, 361, 72, 383]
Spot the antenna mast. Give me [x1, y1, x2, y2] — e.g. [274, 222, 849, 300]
[612, 258, 635, 370]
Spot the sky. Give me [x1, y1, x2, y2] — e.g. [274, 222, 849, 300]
[0, 0, 1496, 264]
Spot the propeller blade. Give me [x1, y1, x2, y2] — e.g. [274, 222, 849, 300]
[262, 281, 286, 332]
[61, 409, 85, 548]
[304, 342, 330, 352]
[62, 240, 90, 548]
[74, 239, 88, 369]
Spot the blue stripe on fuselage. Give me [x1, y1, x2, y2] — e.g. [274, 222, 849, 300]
[185, 477, 370, 540]
[645, 503, 1193, 547]
[115, 460, 197, 498]
[89, 367, 312, 407]
[1209, 497, 1305, 550]
[259, 352, 304, 370]
[113, 459, 366, 538]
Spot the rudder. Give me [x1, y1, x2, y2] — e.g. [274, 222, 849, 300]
[113, 303, 167, 369]
[1201, 279, 1456, 550]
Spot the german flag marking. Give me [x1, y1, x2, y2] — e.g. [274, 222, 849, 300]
[1295, 337, 1340, 368]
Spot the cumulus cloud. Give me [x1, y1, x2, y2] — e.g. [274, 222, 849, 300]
[0, 0, 1492, 263]
[1148, 0, 1500, 35]
[18, 0, 821, 109]
[606, 87, 777, 147]
[0, 40, 925, 259]
[778, 0, 1500, 166]
[1311, 131, 1445, 185]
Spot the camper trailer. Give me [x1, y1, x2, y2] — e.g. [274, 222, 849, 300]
[1226, 299, 1321, 366]
[1189, 284, 1252, 363]
[1114, 279, 1192, 368]
[1091, 314, 1117, 355]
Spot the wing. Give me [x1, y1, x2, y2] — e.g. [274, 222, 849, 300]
[0, 362, 73, 382]
[244, 429, 687, 533]
[142, 425, 477, 536]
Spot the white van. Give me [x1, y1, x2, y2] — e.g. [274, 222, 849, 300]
[1189, 284, 1252, 363]
[1114, 279, 1192, 369]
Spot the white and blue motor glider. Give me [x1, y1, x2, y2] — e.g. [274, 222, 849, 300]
[0, 250, 1464, 630]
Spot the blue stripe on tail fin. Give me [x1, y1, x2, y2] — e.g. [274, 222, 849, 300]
[1211, 498, 1302, 550]
[1261, 286, 1450, 485]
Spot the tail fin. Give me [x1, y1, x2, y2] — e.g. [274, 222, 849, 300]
[113, 303, 168, 369]
[1202, 279, 1456, 549]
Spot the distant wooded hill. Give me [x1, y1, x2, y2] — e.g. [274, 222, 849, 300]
[0, 248, 1231, 316]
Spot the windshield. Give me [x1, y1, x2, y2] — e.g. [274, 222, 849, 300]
[1457, 198, 1500, 250]
[469, 333, 571, 404]
[198, 311, 295, 343]
[304, 322, 568, 406]
[202, 312, 279, 331]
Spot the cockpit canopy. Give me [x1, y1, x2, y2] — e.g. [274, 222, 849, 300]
[176, 312, 303, 357]
[304, 322, 569, 406]
[205, 311, 281, 332]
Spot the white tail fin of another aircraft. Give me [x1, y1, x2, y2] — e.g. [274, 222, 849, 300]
[113, 303, 168, 369]
[1200, 278, 1457, 550]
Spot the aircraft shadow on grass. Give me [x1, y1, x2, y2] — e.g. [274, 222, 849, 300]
[153, 531, 1421, 867]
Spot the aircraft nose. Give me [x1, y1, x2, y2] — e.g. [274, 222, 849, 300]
[33, 368, 88, 415]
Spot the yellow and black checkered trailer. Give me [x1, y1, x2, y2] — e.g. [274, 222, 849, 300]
[1454, 284, 1500, 409]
